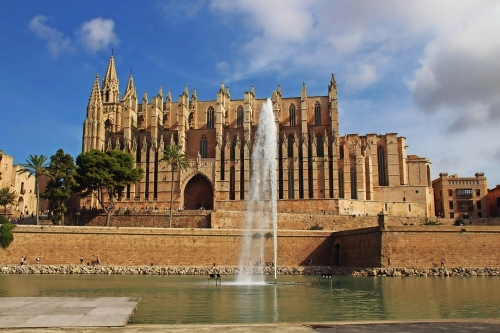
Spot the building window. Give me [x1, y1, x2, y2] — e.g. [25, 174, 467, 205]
[229, 166, 235, 200]
[449, 201, 454, 209]
[199, 136, 208, 158]
[338, 168, 344, 198]
[288, 167, 294, 199]
[476, 189, 481, 196]
[448, 189, 453, 196]
[207, 107, 215, 129]
[289, 104, 296, 126]
[230, 136, 237, 160]
[287, 134, 294, 158]
[350, 167, 357, 199]
[450, 212, 454, 218]
[237, 106, 243, 128]
[314, 102, 321, 125]
[477, 201, 482, 210]
[316, 134, 324, 157]
[377, 146, 387, 186]
[339, 146, 344, 159]
[458, 200, 473, 211]
[457, 189, 472, 198]
[497, 197, 500, 206]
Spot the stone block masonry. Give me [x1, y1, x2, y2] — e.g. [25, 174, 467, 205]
[0, 226, 334, 267]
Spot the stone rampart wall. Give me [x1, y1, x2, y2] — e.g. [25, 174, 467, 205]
[78, 211, 211, 228]
[0, 226, 333, 267]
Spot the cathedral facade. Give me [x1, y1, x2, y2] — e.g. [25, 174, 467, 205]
[82, 55, 434, 217]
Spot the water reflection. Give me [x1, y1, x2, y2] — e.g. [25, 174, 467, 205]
[0, 274, 499, 324]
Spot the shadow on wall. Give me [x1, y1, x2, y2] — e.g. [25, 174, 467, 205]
[298, 234, 335, 266]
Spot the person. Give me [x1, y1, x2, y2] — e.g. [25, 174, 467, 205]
[441, 258, 445, 268]
[20, 257, 24, 265]
[80, 256, 84, 265]
[36, 257, 40, 264]
[309, 258, 313, 265]
[96, 256, 100, 265]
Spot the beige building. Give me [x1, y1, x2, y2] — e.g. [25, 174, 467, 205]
[487, 185, 500, 217]
[432, 172, 488, 219]
[0, 150, 37, 217]
[81, 55, 433, 217]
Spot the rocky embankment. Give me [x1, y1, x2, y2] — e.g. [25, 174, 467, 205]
[1, 265, 499, 277]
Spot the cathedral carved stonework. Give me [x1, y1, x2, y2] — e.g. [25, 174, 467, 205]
[81, 55, 433, 216]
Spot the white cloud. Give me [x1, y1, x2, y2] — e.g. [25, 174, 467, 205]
[346, 64, 377, 91]
[77, 18, 119, 53]
[28, 15, 73, 57]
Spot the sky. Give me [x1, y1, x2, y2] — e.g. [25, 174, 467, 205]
[1, 0, 500, 186]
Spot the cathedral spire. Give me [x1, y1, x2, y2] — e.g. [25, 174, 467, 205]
[102, 54, 120, 103]
[87, 74, 103, 112]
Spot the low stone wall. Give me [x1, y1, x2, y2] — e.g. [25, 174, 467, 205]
[1, 265, 499, 277]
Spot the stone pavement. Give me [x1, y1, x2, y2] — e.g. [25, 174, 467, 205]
[1, 321, 500, 332]
[0, 297, 140, 328]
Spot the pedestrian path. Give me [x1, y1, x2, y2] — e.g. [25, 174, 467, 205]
[0, 297, 140, 328]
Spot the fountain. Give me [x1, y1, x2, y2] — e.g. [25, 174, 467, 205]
[236, 98, 278, 284]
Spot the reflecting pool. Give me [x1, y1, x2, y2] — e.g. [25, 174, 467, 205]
[1, 274, 499, 324]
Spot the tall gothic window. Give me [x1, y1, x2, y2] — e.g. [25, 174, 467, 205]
[230, 136, 237, 160]
[229, 166, 235, 200]
[314, 102, 321, 125]
[350, 167, 357, 199]
[237, 106, 243, 128]
[316, 134, 324, 157]
[287, 134, 294, 158]
[289, 104, 296, 126]
[377, 146, 387, 186]
[288, 166, 294, 199]
[338, 168, 344, 198]
[340, 146, 344, 159]
[200, 135, 208, 158]
[207, 106, 215, 129]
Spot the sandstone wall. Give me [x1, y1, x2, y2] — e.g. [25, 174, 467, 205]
[0, 226, 333, 267]
[78, 211, 211, 228]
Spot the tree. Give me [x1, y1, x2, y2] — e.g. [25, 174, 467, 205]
[41, 149, 76, 225]
[74, 149, 143, 226]
[159, 144, 190, 228]
[0, 188, 17, 219]
[17, 155, 50, 225]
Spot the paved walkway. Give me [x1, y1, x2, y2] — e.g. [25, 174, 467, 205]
[0, 297, 140, 328]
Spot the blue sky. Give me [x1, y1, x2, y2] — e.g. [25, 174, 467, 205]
[1, 1, 500, 186]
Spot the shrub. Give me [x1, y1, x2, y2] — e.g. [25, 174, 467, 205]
[309, 224, 323, 230]
[0, 222, 15, 248]
[0, 216, 8, 224]
[252, 232, 262, 239]
[264, 232, 273, 239]
[424, 220, 442, 226]
[124, 209, 131, 216]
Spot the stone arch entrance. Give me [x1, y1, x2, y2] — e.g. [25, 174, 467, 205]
[17, 196, 24, 213]
[183, 174, 213, 210]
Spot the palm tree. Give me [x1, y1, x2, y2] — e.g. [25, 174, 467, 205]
[159, 144, 190, 228]
[0, 187, 17, 219]
[17, 155, 50, 225]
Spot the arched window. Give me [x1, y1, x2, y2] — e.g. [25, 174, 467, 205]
[314, 102, 321, 125]
[230, 136, 237, 160]
[338, 168, 344, 198]
[377, 146, 387, 186]
[207, 107, 215, 129]
[289, 104, 296, 126]
[316, 134, 324, 157]
[229, 166, 235, 200]
[288, 166, 294, 199]
[350, 167, 357, 199]
[237, 106, 243, 128]
[339, 146, 344, 159]
[200, 135, 208, 158]
[20, 182, 25, 194]
[287, 134, 294, 158]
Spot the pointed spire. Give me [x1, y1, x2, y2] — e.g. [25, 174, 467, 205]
[220, 81, 225, 91]
[192, 88, 197, 101]
[87, 74, 103, 108]
[225, 85, 230, 97]
[167, 89, 172, 102]
[251, 85, 255, 96]
[142, 91, 148, 104]
[158, 86, 163, 99]
[301, 82, 307, 99]
[330, 73, 337, 89]
[101, 54, 120, 103]
[277, 84, 282, 95]
[124, 72, 135, 99]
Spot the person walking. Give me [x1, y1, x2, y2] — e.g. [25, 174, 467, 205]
[441, 258, 445, 268]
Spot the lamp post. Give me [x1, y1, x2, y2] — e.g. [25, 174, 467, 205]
[76, 212, 80, 226]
